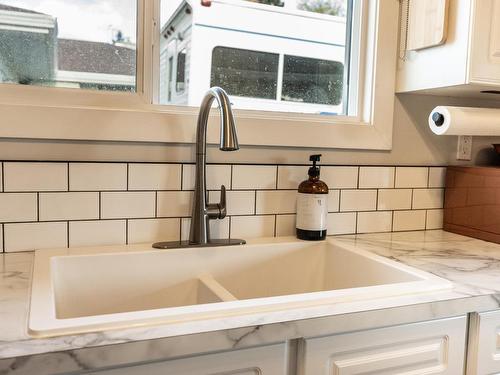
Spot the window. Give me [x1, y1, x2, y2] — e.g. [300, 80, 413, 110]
[282, 55, 343, 106]
[211, 47, 279, 100]
[0, 1, 399, 151]
[0, 0, 137, 92]
[159, 0, 353, 115]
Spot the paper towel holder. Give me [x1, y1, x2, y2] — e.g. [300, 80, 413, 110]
[432, 112, 445, 126]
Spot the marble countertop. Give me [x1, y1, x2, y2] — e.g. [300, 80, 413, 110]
[2, 230, 500, 364]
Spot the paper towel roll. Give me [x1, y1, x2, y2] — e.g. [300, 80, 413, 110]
[429, 106, 500, 135]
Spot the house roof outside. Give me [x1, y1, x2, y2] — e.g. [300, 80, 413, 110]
[57, 39, 136, 76]
[0, 4, 46, 15]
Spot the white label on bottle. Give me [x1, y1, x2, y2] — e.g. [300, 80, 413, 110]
[296, 193, 328, 231]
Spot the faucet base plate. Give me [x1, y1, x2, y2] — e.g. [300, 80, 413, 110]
[152, 238, 246, 250]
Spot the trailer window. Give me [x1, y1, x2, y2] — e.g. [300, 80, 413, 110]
[176, 48, 186, 93]
[282, 55, 343, 106]
[210, 47, 279, 100]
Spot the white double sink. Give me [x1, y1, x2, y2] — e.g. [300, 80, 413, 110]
[29, 238, 452, 337]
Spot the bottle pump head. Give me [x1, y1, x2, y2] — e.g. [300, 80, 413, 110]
[308, 154, 322, 178]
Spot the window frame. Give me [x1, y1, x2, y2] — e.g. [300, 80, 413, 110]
[0, 0, 398, 150]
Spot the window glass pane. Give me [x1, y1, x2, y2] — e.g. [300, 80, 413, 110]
[0, 0, 136, 92]
[176, 48, 187, 92]
[282, 55, 343, 105]
[210, 47, 279, 100]
[159, 0, 352, 115]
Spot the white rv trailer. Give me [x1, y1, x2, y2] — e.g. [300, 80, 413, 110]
[160, 0, 347, 114]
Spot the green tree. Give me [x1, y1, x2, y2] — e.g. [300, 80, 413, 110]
[247, 0, 285, 7]
[298, 0, 346, 16]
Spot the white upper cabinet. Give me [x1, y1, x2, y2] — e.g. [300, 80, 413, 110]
[397, 0, 500, 98]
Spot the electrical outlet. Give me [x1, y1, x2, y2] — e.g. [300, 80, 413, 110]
[457, 135, 472, 161]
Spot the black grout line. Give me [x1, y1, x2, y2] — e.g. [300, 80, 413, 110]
[1, 224, 4, 253]
[98, 192, 102, 220]
[253, 190, 257, 215]
[427, 167, 431, 188]
[66, 163, 70, 191]
[0, 160, 450, 168]
[66, 221, 70, 248]
[275, 166, 279, 189]
[273, 215, 277, 237]
[180, 164, 184, 190]
[155, 191, 158, 218]
[36, 192, 40, 222]
[1, 162, 4, 193]
[126, 163, 130, 191]
[125, 219, 129, 245]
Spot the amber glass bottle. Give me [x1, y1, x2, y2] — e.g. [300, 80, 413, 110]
[296, 155, 329, 241]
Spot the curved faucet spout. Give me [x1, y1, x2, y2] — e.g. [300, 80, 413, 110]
[196, 87, 239, 154]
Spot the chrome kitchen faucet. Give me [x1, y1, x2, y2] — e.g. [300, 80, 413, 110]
[153, 87, 246, 249]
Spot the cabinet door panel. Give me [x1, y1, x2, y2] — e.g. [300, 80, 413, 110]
[468, 310, 500, 375]
[299, 316, 467, 375]
[469, 0, 500, 84]
[89, 344, 286, 375]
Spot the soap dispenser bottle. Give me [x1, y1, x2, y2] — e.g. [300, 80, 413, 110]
[296, 154, 329, 241]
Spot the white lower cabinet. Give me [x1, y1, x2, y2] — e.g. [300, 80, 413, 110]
[298, 316, 467, 375]
[90, 343, 287, 375]
[467, 310, 500, 375]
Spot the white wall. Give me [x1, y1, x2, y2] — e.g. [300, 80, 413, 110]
[0, 93, 499, 165]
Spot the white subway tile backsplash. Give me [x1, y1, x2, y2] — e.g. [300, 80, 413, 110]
[180, 217, 230, 241]
[359, 167, 395, 188]
[357, 211, 392, 233]
[128, 218, 180, 244]
[4, 162, 67, 192]
[277, 166, 309, 189]
[276, 215, 296, 237]
[5, 222, 67, 252]
[321, 166, 358, 189]
[69, 163, 127, 191]
[0, 162, 447, 252]
[69, 220, 126, 247]
[395, 167, 428, 188]
[129, 163, 181, 191]
[340, 190, 377, 212]
[412, 189, 444, 209]
[209, 190, 255, 216]
[101, 192, 155, 219]
[426, 209, 444, 230]
[393, 210, 426, 232]
[0, 193, 37, 222]
[231, 215, 275, 239]
[182, 164, 231, 191]
[39, 192, 99, 221]
[377, 189, 412, 211]
[429, 167, 447, 188]
[232, 165, 277, 190]
[327, 212, 357, 235]
[328, 190, 340, 212]
[157, 191, 193, 217]
[256, 190, 296, 214]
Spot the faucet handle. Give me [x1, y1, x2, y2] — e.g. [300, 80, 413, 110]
[217, 185, 227, 219]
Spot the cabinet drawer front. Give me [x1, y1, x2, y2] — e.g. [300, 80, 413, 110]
[89, 344, 287, 375]
[469, 310, 500, 375]
[299, 316, 467, 375]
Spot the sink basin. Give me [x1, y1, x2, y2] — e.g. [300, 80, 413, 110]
[29, 238, 452, 337]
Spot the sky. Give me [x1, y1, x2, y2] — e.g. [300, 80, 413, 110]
[0, 0, 137, 43]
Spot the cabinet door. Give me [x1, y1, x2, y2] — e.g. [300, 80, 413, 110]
[299, 316, 467, 375]
[469, 0, 500, 84]
[89, 343, 287, 375]
[467, 310, 500, 375]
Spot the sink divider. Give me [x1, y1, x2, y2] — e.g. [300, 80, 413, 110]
[197, 274, 238, 302]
